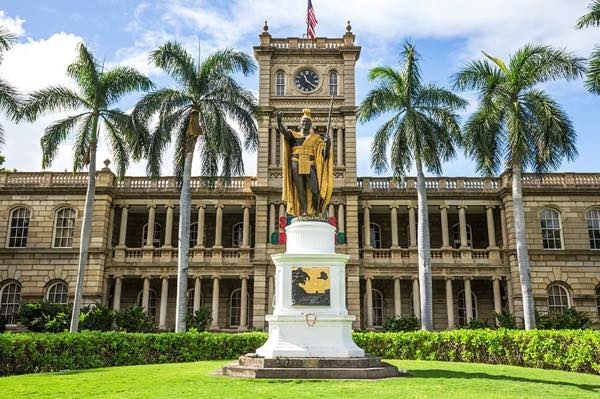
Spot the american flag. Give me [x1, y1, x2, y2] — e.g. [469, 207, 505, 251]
[306, 0, 318, 39]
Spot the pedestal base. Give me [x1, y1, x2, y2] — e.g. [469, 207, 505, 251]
[256, 314, 364, 358]
[221, 355, 405, 379]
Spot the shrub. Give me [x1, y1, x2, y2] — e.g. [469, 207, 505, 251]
[186, 307, 212, 331]
[465, 318, 489, 329]
[536, 308, 591, 330]
[115, 306, 155, 333]
[79, 304, 115, 331]
[18, 301, 72, 333]
[384, 314, 420, 332]
[494, 308, 517, 329]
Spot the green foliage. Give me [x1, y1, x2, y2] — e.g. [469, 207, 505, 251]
[18, 301, 72, 333]
[79, 304, 115, 331]
[114, 306, 155, 333]
[186, 307, 212, 332]
[535, 308, 591, 330]
[384, 314, 420, 332]
[465, 318, 489, 330]
[494, 308, 517, 329]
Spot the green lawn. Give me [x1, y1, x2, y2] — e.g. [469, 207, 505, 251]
[1, 360, 599, 399]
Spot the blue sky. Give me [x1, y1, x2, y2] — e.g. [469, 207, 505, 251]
[0, 0, 599, 177]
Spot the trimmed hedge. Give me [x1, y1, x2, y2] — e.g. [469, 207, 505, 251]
[1, 329, 599, 376]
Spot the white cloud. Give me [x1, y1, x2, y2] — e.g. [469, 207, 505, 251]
[0, 10, 25, 37]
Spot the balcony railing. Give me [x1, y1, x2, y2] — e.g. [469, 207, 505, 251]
[359, 247, 502, 264]
[118, 176, 256, 192]
[114, 246, 253, 264]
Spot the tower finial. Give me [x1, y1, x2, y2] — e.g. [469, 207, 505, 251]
[346, 20, 352, 32]
[263, 20, 269, 33]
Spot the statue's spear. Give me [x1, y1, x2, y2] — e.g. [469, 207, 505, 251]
[317, 93, 335, 217]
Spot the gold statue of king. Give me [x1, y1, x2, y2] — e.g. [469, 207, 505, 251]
[277, 109, 333, 217]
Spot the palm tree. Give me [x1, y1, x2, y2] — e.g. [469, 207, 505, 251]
[576, 1, 600, 93]
[358, 42, 467, 331]
[0, 27, 21, 147]
[21, 43, 153, 332]
[133, 42, 259, 332]
[453, 45, 584, 330]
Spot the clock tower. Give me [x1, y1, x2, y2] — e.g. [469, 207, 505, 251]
[252, 21, 362, 328]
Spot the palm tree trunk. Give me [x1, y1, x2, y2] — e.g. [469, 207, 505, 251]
[175, 141, 195, 332]
[415, 158, 433, 330]
[512, 163, 536, 329]
[69, 134, 98, 333]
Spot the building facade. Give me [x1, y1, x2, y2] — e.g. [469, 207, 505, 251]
[1, 24, 600, 330]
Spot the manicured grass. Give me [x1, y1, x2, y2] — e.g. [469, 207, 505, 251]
[1, 360, 599, 399]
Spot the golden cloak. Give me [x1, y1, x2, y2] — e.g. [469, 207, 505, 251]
[282, 130, 334, 217]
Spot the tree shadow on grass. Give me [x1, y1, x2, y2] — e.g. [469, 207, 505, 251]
[411, 369, 600, 393]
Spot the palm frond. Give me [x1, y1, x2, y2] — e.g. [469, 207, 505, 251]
[415, 84, 468, 111]
[576, 0, 600, 29]
[150, 41, 197, 87]
[514, 44, 584, 88]
[463, 101, 505, 176]
[0, 27, 16, 58]
[100, 66, 154, 106]
[199, 48, 256, 85]
[21, 86, 87, 121]
[71, 115, 94, 172]
[585, 45, 600, 94]
[0, 77, 22, 121]
[66, 43, 100, 102]
[102, 115, 130, 179]
[40, 113, 89, 168]
[452, 60, 503, 91]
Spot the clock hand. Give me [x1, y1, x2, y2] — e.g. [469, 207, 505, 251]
[303, 75, 316, 88]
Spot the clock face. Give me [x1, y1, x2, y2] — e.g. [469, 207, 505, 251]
[295, 69, 320, 92]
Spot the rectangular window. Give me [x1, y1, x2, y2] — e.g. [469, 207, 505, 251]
[329, 72, 338, 96]
[540, 209, 562, 249]
[54, 208, 76, 248]
[8, 208, 30, 248]
[276, 72, 285, 96]
[587, 209, 600, 249]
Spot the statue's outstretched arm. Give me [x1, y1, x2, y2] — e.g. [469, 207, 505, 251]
[276, 111, 293, 142]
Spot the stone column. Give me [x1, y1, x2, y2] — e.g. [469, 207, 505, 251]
[445, 277, 454, 329]
[163, 205, 174, 248]
[113, 276, 122, 311]
[365, 276, 373, 329]
[408, 205, 417, 248]
[458, 205, 468, 248]
[336, 127, 344, 166]
[210, 276, 220, 329]
[239, 276, 248, 330]
[196, 205, 205, 248]
[486, 206, 497, 248]
[506, 277, 515, 313]
[500, 206, 508, 249]
[242, 205, 251, 248]
[279, 203, 286, 225]
[440, 205, 450, 248]
[193, 277, 201, 312]
[268, 275, 275, 313]
[107, 206, 115, 248]
[269, 203, 276, 239]
[144, 205, 156, 248]
[270, 128, 277, 166]
[117, 205, 129, 247]
[412, 277, 420, 319]
[214, 205, 224, 248]
[337, 203, 345, 233]
[159, 276, 168, 330]
[464, 278, 473, 322]
[363, 206, 371, 248]
[142, 276, 150, 313]
[328, 203, 335, 219]
[390, 206, 398, 247]
[492, 277, 502, 325]
[393, 277, 401, 317]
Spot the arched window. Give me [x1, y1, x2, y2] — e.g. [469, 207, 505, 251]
[275, 71, 285, 96]
[46, 281, 69, 305]
[372, 289, 384, 327]
[142, 223, 162, 247]
[586, 208, 600, 250]
[0, 281, 21, 325]
[456, 289, 478, 327]
[137, 289, 158, 318]
[53, 207, 76, 248]
[540, 208, 563, 249]
[329, 71, 338, 96]
[232, 222, 244, 248]
[452, 223, 472, 249]
[596, 286, 600, 318]
[229, 288, 250, 327]
[7, 207, 31, 248]
[547, 283, 570, 313]
[370, 223, 381, 249]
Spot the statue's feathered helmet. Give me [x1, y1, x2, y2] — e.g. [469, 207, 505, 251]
[301, 108, 312, 122]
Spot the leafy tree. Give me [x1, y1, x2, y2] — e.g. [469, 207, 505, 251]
[576, 1, 600, 93]
[186, 306, 212, 331]
[114, 305, 155, 333]
[0, 27, 21, 148]
[358, 42, 467, 330]
[453, 45, 584, 329]
[494, 308, 517, 329]
[384, 314, 420, 332]
[21, 43, 153, 332]
[133, 42, 259, 332]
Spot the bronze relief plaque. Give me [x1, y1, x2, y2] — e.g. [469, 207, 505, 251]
[292, 266, 331, 306]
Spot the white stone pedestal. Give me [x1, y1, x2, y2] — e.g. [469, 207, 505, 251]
[256, 221, 364, 358]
